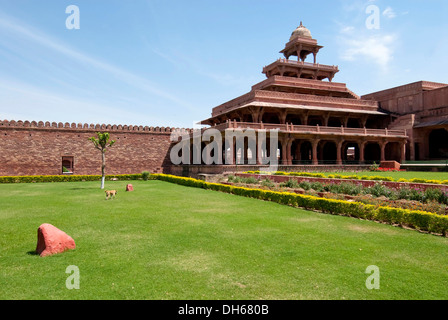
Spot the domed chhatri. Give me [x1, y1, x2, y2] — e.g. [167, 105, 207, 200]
[290, 21, 312, 40]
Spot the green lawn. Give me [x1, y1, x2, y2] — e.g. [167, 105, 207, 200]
[0, 180, 447, 300]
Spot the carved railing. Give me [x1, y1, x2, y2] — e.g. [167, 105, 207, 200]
[216, 121, 407, 137]
[274, 59, 339, 71]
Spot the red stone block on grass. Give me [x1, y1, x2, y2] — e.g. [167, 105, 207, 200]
[36, 224, 76, 257]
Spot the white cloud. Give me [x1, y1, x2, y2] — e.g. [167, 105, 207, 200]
[383, 7, 397, 19]
[340, 34, 396, 71]
[340, 26, 355, 34]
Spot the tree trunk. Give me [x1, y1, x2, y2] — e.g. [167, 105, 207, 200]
[101, 151, 106, 189]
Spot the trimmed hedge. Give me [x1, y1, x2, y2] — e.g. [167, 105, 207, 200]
[151, 174, 448, 236]
[0, 174, 141, 184]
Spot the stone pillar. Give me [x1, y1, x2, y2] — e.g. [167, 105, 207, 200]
[359, 141, 367, 164]
[256, 132, 264, 165]
[400, 141, 407, 163]
[336, 140, 344, 165]
[279, 110, 288, 125]
[312, 139, 319, 165]
[380, 141, 387, 162]
[286, 138, 294, 165]
[360, 116, 368, 128]
[301, 114, 309, 126]
[223, 138, 229, 165]
[409, 140, 415, 161]
[323, 114, 330, 127]
[232, 139, 237, 165]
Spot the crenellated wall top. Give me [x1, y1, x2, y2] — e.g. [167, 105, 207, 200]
[0, 119, 192, 134]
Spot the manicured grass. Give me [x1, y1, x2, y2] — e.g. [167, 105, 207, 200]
[0, 180, 447, 300]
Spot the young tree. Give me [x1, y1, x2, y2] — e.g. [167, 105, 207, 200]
[88, 132, 116, 189]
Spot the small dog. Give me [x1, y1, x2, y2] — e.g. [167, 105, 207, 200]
[105, 190, 118, 200]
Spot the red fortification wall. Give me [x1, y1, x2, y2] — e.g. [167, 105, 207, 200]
[0, 120, 184, 176]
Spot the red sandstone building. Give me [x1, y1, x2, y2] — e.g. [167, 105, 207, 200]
[194, 23, 448, 172]
[1, 23, 448, 176]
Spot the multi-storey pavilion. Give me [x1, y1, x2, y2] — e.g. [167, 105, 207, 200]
[199, 22, 408, 166]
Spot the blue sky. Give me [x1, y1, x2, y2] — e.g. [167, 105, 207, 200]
[0, 0, 447, 128]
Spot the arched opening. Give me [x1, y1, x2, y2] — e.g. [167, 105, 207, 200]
[286, 114, 302, 125]
[364, 143, 381, 164]
[429, 129, 448, 159]
[61, 156, 74, 173]
[300, 141, 313, 164]
[242, 114, 253, 123]
[291, 140, 302, 164]
[328, 117, 342, 127]
[308, 116, 323, 126]
[343, 142, 360, 163]
[321, 141, 337, 164]
[262, 113, 280, 124]
[385, 142, 401, 162]
[347, 118, 361, 128]
[366, 117, 381, 129]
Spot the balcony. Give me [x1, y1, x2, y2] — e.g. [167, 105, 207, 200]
[213, 121, 408, 138]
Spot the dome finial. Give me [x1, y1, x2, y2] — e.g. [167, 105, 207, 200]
[290, 21, 312, 40]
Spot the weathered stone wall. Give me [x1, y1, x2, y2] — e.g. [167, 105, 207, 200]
[361, 81, 448, 115]
[0, 120, 187, 176]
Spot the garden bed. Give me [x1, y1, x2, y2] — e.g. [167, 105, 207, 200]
[229, 174, 448, 216]
[236, 173, 448, 192]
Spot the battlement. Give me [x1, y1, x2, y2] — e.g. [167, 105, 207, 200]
[0, 119, 192, 134]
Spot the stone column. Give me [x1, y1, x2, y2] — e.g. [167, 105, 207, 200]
[279, 110, 288, 125]
[232, 139, 237, 165]
[301, 114, 309, 126]
[359, 141, 367, 164]
[286, 138, 294, 165]
[360, 116, 368, 128]
[312, 139, 319, 165]
[323, 114, 330, 127]
[380, 141, 387, 162]
[256, 132, 264, 165]
[281, 139, 287, 165]
[409, 140, 415, 161]
[400, 141, 407, 163]
[336, 140, 344, 165]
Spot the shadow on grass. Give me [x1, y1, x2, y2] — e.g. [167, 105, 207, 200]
[26, 250, 39, 256]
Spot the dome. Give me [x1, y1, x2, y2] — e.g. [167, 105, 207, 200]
[290, 21, 312, 40]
